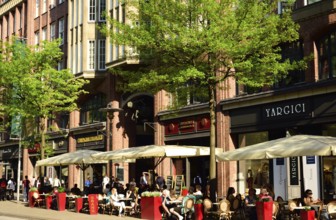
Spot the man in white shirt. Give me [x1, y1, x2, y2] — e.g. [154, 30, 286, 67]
[102, 175, 110, 191]
[53, 176, 61, 187]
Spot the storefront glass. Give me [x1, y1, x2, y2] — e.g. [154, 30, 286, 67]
[322, 124, 336, 200]
[238, 131, 269, 194]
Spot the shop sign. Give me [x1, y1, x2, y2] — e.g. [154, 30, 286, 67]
[290, 157, 299, 185]
[164, 116, 210, 136]
[263, 100, 310, 120]
[77, 134, 104, 143]
[306, 156, 315, 164]
[179, 120, 195, 133]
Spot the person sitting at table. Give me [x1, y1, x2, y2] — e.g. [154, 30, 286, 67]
[50, 187, 59, 210]
[302, 189, 322, 219]
[110, 187, 126, 216]
[169, 194, 196, 220]
[258, 186, 273, 201]
[227, 187, 236, 210]
[126, 185, 138, 213]
[245, 188, 257, 205]
[161, 187, 176, 218]
[70, 184, 81, 196]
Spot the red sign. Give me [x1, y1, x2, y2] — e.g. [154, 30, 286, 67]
[164, 115, 210, 136]
[88, 194, 98, 215]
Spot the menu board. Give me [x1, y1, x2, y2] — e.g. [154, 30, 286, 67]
[174, 175, 184, 196]
[166, 175, 173, 190]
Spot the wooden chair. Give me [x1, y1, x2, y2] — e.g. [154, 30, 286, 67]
[203, 198, 218, 219]
[327, 201, 336, 219]
[183, 198, 195, 219]
[272, 201, 279, 219]
[32, 192, 44, 207]
[98, 194, 108, 214]
[231, 197, 245, 219]
[218, 199, 233, 220]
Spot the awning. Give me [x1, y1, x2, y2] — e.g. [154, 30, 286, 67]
[216, 135, 336, 161]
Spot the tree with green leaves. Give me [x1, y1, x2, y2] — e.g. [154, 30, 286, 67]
[0, 39, 87, 176]
[101, 0, 306, 201]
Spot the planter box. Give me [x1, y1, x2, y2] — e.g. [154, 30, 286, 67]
[300, 210, 315, 220]
[88, 194, 98, 215]
[28, 191, 36, 208]
[45, 195, 53, 209]
[256, 201, 273, 220]
[56, 192, 66, 211]
[140, 196, 162, 220]
[75, 197, 83, 213]
[182, 189, 188, 196]
[194, 203, 203, 220]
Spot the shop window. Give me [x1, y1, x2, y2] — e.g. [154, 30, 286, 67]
[322, 124, 336, 200]
[238, 132, 269, 190]
[172, 81, 208, 106]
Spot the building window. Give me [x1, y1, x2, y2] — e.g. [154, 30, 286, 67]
[42, 27, 47, 41]
[50, 0, 56, 9]
[98, 39, 106, 70]
[317, 31, 336, 80]
[58, 60, 64, 70]
[89, 0, 96, 21]
[58, 18, 65, 45]
[42, 0, 47, 13]
[34, 31, 39, 46]
[35, 0, 40, 17]
[50, 22, 56, 40]
[59, 0, 65, 4]
[79, 94, 106, 124]
[306, 0, 321, 5]
[89, 40, 95, 70]
[99, 0, 106, 21]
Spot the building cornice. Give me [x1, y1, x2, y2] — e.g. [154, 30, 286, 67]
[220, 79, 336, 111]
[0, 0, 23, 15]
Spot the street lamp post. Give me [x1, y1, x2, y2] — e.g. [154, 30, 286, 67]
[99, 106, 123, 178]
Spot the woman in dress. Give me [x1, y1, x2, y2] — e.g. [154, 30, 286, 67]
[110, 187, 126, 216]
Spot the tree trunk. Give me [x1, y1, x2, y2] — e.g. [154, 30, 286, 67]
[40, 118, 46, 177]
[209, 86, 217, 202]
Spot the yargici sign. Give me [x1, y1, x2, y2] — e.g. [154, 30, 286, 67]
[262, 100, 310, 121]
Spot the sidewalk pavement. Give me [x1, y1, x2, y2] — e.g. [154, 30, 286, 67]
[0, 200, 140, 220]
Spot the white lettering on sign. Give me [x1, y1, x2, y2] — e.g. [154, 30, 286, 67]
[265, 103, 306, 118]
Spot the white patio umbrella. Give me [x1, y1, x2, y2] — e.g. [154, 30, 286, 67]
[216, 135, 336, 161]
[36, 150, 109, 188]
[93, 145, 223, 168]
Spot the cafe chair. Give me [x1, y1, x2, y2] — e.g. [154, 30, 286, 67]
[231, 197, 245, 219]
[286, 200, 300, 220]
[272, 201, 279, 219]
[98, 194, 108, 214]
[218, 199, 233, 220]
[33, 192, 44, 208]
[327, 201, 336, 219]
[203, 198, 217, 219]
[183, 198, 195, 219]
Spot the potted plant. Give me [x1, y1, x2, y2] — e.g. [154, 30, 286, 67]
[300, 206, 315, 220]
[28, 187, 38, 208]
[181, 186, 188, 196]
[194, 199, 203, 220]
[140, 191, 162, 220]
[256, 198, 273, 220]
[56, 186, 66, 211]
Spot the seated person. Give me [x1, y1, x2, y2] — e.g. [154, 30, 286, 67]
[161, 188, 176, 218]
[50, 187, 59, 210]
[170, 195, 195, 220]
[70, 184, 81, 196]
[110, 187, 126, 216]
[193, 185, 203, 201]
[302, 189, 321, 218]
[245, 188, 257, 205]
[258, 187, 273, 201]
[126, 185, 138, 212]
